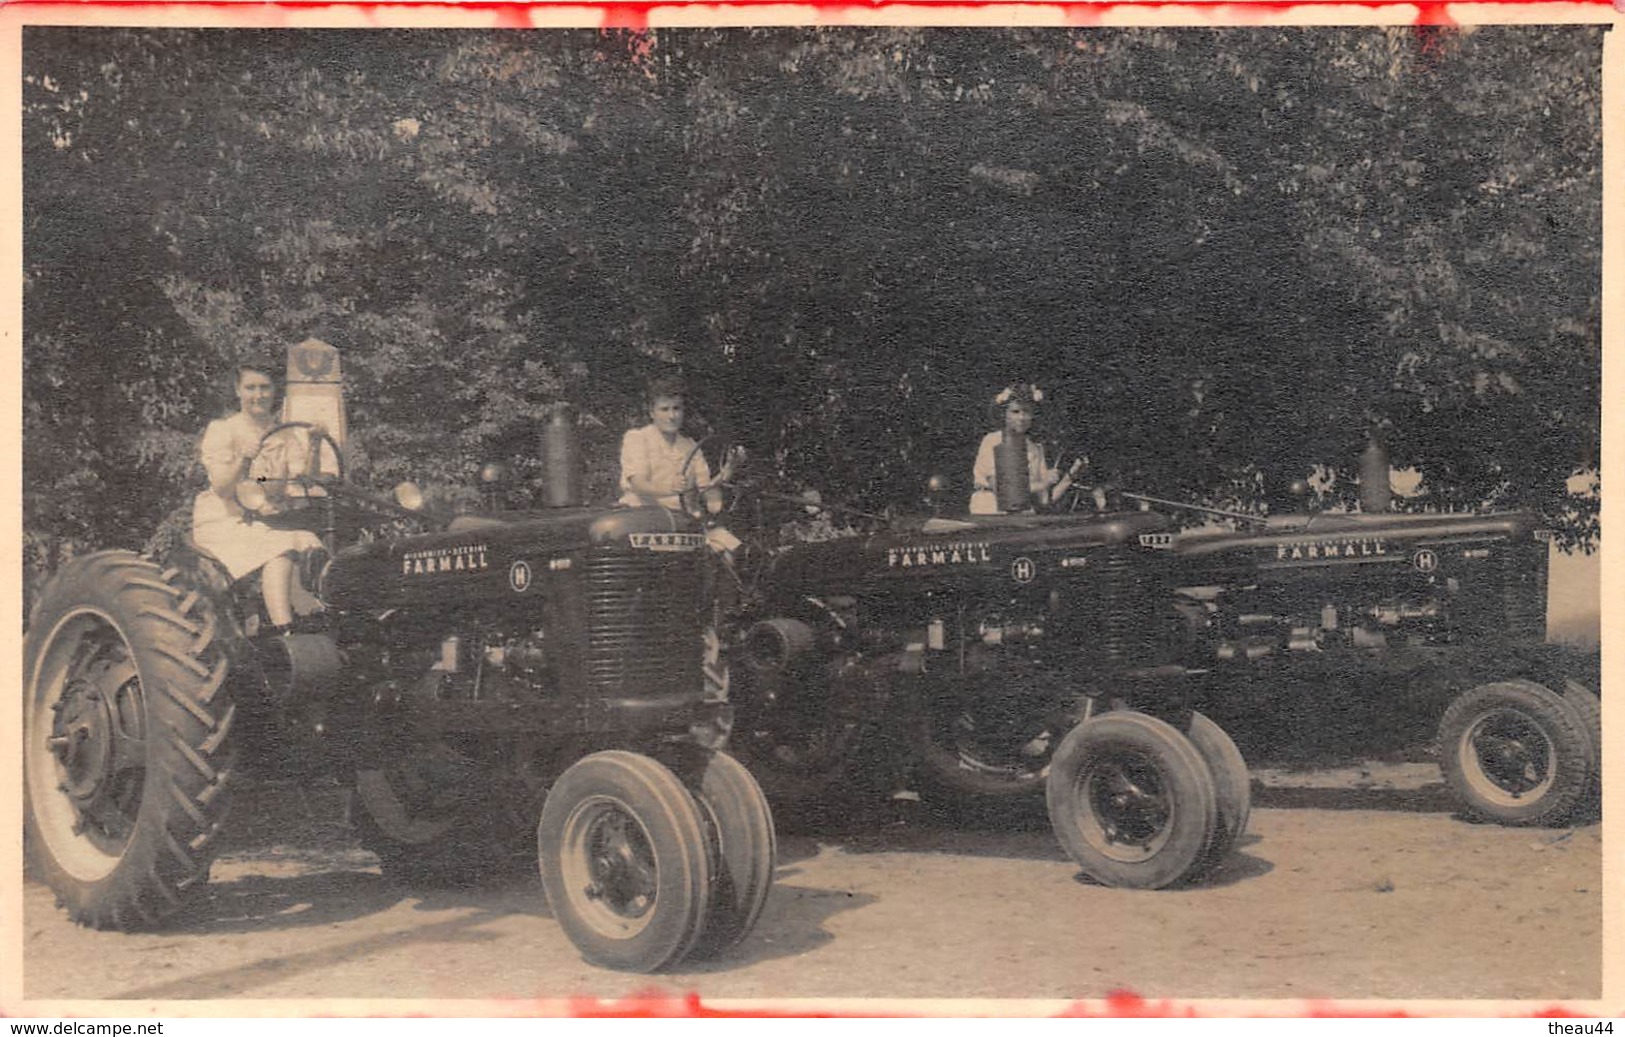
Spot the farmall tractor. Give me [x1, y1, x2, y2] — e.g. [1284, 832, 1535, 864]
[23, 341, 775, 973]
[1148, 483, 1600, 828]
[714, 485, 1251, 891]
[709, 436, 1596, 890]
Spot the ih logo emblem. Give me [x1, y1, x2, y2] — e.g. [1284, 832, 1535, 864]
[1412, 549, 1439, 573]
[1011, 557, 1036, 584]
[509, 560, 532, 592]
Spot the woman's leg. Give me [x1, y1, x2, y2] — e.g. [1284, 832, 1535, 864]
[262, 553, 297, 628]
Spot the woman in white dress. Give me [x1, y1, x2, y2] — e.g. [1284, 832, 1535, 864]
[191, 362, 323, 633]
[969, 384, 1082, 515]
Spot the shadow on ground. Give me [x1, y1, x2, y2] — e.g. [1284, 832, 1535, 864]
[113, 900, 522, 1000]
[680, 878, 879, 974]
[1251, 781, 1458, 813]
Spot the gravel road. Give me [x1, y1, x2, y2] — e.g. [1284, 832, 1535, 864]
[20, 762, 1600, 1008]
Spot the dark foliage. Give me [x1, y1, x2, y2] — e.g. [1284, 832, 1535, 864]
[23, 26, 1601, 597]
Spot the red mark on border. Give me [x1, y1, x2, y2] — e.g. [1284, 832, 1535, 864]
[545, 990, 1600, 1018]
[4, 1, 1613, 27]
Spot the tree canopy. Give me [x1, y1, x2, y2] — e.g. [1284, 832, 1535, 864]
[23, 25, 1602, 586]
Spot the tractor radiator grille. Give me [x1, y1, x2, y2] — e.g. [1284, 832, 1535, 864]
[1500, 535, 1549, 642]
[583, 550, 703, 700]
[1095, 546, 1164, 667]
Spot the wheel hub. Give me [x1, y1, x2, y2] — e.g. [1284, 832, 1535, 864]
[50, 659, 142, 812]
[583, 811, 655, 920]
[53, 681, 112, 803]
[30, 611, 151, 868]
[1468, 712, 1550, 797]
[1087, 761, 1170, 850]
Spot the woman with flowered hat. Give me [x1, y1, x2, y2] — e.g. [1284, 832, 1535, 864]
[969, 383, 1082, 515]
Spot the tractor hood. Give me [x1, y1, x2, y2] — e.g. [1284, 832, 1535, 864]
[767, 509, 1172, 590]
[320, 506, 704, 612]
[1167, 509, 1541, 568]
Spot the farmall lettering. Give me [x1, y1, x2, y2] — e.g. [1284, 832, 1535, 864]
[887, 540, 993, 569]
[402, 543, 490, 577]
[629, 533, 705, 552]
[1272, 538, 1388, 563]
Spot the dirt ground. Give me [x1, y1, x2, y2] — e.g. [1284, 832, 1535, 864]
[20, 761, 1600, 1008]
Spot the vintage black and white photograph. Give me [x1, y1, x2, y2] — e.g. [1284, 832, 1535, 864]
[17, 17, 1604, 1006]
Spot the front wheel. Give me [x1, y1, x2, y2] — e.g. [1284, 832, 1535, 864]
[1045, 711, 1218, 890]
[1439, 680, 1593, 827]
[1184, 711, 1252, 875]
[23, 551, 236, 930]
[681, 751, 776, 960]
[1560, 679, 1602, 819]
[538, 752, 711, 972]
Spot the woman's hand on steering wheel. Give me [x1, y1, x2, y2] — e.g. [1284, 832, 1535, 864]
[254, 421, 346, 492]
[679, 435, 748, 517]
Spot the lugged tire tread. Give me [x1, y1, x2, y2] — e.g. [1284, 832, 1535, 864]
[138, 605, 202, 637]
[23, 550, 236, 933]
[117, 574, 185, 599]
[166, 724, 219, 782]
[161, 822, 197, 872]
[148, 864, 182, 907]
[160, 679, 216, 728]
[200, 708, 234, 754]
[151, 641, 211, 679]
[195, 661, 229, 708]
[167, 779, 210, 828]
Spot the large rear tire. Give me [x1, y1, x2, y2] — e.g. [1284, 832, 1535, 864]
[23, 551, 236, 930]
[917, 687, 1058, 799]
[1439, 680, 1591, 827]
[1185, 711, 1252, 874]
[729, 656, 867, 805]
[682, 751, 776, 960]
[1046, 711, 1218, 890]
[538, 751, 711, 972]
[351, 757, 531, 887]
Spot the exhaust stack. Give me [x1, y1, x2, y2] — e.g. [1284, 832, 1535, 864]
[542, 404, 583, 508]
[995, 430, 1031, 513]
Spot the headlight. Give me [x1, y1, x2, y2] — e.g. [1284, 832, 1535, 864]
[394, 481, 425, 512]
[236, 479, 269, 513]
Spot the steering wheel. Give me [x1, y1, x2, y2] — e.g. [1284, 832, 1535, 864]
[250, 421, 346, 509]
[1044, 455, 1094, 513]
[679, 434, 747, 517]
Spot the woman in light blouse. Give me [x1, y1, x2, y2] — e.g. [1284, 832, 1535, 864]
[969, 384, 1082, 515]
[619, 376, 737, 510]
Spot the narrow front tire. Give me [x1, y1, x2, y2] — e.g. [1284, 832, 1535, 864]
[1185, 711, 1252, 875]
[538, 751, 711, 972]
[682, 751, 776, 959]
[1046, 711, 1218, 890]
